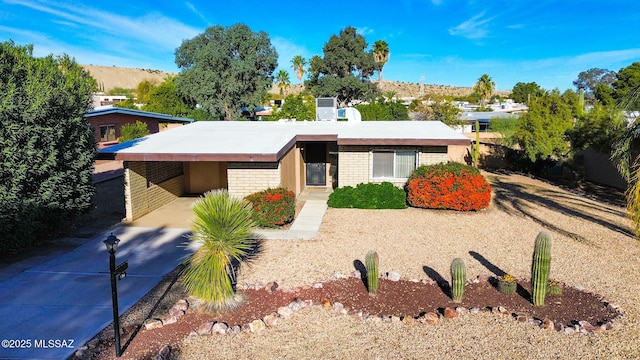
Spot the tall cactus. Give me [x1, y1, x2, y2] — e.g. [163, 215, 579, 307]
[450, 258, 466, 303]
[365, 250, 379, 296]
[531, 231, 553, 306]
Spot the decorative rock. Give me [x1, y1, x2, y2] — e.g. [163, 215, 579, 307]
[249, 319, 266, 333]
[74, 349, 85, 357]
[168, 308, 185, 318]
[350, 270, 361, 278]
[321, 298, 332, 308]
[289, 299, 307, 311]
[402, 316, 415, 324]
[562, 327, 576, 334]
[212, 322, 229, 335]
[424, 312, 439, 325]
[230, 325, 242, 334]
[86, 338, 100, 349]
[241, 324, 252, 333]
[312, 282, 324, 288]
[469, 308, 481, 315]
[333, 302, 344, 312]
[455, 307, 469, 316]
[174, 299, 189, 312]
[477, 274, 491, 283]
[554, 322, 565, 332]
[278, 306, 294, 318]
[263, 313, 280, 327]
[529, 319, 542, 326]
[334, 272, 346, 279]
[517, 315, 528, 323]
[542, 318, 554, 330]
[266, 281, 279, 293]
[163, 316, 178, 325]
[391, 315, 401, 322]
[196, 321, 214, 335]
[498, 306, 509, 315]
[386, 271, 401, 281]
[579, 320, 598, 332]
[154, 345, 171, 360]
[144, 318, 164, 330]
[443, 307, 458, 318]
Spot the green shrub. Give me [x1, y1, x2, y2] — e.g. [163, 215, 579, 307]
[406, 162, 491, 211]
[327, 182, 407, 209]
[119, 120, 150, 143]
[245, 187, 296, 228]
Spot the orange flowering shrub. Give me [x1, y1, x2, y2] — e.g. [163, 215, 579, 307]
[245, 187, 296, 228]
[406, 163, 491, 211]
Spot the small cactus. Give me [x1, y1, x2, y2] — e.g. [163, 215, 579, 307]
[531, 231, 553, 306]
[450, 258, 466, 302]
[498, 274, 517, 295]
[365, 250, 379, 296]
[547, 279, 562, 295]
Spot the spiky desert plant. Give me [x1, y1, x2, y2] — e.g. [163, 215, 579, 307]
[547, 279, 562, 295]
[498, 274, 517, 295]
[531, 231, 553, 306]
[183, 189, 257, 311]
[365, 250, 379, 295]
[450, 258, 466, 302]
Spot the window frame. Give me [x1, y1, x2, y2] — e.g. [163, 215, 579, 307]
[99, 124, 117, 142]
[371, 149, 418, 180]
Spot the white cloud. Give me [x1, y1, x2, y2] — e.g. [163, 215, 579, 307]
[448, 12, 494, 40]
[356, 27, 375, 36]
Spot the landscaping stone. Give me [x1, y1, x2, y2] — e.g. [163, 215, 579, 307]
[386, 271, 401, 281]
[168, 307, 185, 318]
[196, 321, 214, 336]
[154, 345, 171, 360]
[173, 299, 189, 312]
[423, 312, 439, 325]
[443, 307, 458, 318]
[263, 313, 280, 327]
[163, 316, 177, 325]
[266, 281, 279, 293]
[277, 306, 294, 318]
[144, 318, 164, 330]
[212, 322, 229, 335]
[249, 319, 266, 333]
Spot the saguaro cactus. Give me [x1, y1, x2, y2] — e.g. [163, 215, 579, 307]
[450, 258, 466, 303]
[365, 250, 379, 296]
[531, 231, 553, 306]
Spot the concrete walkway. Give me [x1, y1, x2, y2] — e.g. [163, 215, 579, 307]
[0, 188, 329, 359]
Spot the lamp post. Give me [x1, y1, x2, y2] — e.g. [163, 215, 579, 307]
[103, 233, 122, 357]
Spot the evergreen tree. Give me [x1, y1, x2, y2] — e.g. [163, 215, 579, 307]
[0, 41, 97, 251]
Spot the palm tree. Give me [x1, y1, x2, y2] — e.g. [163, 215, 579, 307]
[373, 40, 390, 82]
[182, 189, 257, 311]
[473, 74, 495, 108]
[291, 55, 306, 84]
[275, 70, 290, 96]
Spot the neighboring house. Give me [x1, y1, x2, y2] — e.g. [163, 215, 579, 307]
[97, 120, 471, 221]
[86, 107, 193, 148]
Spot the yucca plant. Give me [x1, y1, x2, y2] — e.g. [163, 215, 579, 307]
[182, 189, 257, 312]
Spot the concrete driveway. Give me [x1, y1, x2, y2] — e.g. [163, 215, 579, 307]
[0, 226, 197, 360]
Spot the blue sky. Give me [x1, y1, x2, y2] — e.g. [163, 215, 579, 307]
[2, 0, 640, 91]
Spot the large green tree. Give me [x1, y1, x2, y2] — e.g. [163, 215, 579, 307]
[612, 62, 640, 109]
[174, 23, 278, 120]
[270, 94, 315, 121]
[573, 68, 616, 104]
[510, 82, 545, 104]
[143, 76, 191, 117]
[568, 104, 624, 153]
[306, 26, 379, 107]
[512, 90, 574, 161]
[0, 41, 97, 251]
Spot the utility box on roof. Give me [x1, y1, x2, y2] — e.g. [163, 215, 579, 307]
[316, 97, 337, 121]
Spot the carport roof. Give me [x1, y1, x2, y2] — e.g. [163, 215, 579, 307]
[97, 120, 470, 162]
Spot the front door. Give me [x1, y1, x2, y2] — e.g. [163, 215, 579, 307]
[305, 143, 326, 186]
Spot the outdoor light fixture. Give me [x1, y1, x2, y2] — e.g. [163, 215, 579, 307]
[103, 233, 127, 358]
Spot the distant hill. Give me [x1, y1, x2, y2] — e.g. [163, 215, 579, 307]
[82, 65, 175, 92]
[84, 65, 510, 98]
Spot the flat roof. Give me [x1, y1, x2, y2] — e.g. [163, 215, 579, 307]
[97, 120, 470, 162]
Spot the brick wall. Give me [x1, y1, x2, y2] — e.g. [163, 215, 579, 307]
[418, 146, 449, 165]
[227, 162, 281, 198]
[337, 146, 370, 187]
[123, 161, 184, 221]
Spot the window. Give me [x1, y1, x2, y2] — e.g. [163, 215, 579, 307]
[372, 150, 417, 179]
[99, 125, 116, 142]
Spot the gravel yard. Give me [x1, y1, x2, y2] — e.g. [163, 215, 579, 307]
[171, 171, 640, 359]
